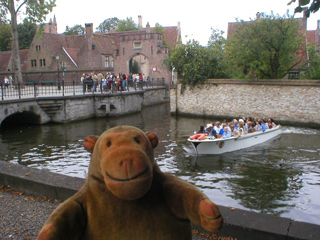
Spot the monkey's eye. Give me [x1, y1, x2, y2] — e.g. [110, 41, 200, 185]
[134, 137, 140, 144]
[107, 141, 112, 147]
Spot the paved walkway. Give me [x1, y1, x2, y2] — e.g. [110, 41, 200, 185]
[0, 186, 60, 240]
[0, 186, 211, 240]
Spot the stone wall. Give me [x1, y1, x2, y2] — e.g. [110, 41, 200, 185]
[170, 80, 320, 126]
[0, 87, 167, 126]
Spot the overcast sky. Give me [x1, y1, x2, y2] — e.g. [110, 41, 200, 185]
[43, 0, 319, 45]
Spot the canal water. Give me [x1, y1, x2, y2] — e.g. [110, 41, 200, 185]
[1, 103, 319, 225]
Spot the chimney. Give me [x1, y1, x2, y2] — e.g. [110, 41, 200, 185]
[138, 15, 142, 29]
[85, 23, 93, 36]
[146, 22, 150, 33]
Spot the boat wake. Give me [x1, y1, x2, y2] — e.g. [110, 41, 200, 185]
[282, 127, 320, 135]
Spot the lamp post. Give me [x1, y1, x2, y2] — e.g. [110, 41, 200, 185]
[56, 54, 61, 90]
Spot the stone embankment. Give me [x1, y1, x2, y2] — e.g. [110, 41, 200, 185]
[170, 79, 320, 127]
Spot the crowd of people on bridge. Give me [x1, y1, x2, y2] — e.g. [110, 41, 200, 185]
[197, 117, 277, 139]
[80, 72, 150, 93]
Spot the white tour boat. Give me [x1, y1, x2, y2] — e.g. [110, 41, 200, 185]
[188, 126, 282, 155]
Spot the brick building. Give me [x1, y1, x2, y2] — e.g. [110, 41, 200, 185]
[227, 12, 320, 78]
[0, 16, 181, 84]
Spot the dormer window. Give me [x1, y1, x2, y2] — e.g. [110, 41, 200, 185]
[92, 44, 95, 50]
[36, 45, 41, 51]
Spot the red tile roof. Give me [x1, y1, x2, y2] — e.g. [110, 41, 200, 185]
[0, 51, 12, 71]
[0, 49, 29, 72]
[163, 26, 180, 49]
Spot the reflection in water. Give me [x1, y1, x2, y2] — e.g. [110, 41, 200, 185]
[1, 103, 320, 225]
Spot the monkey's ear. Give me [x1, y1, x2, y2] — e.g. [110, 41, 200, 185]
[146, 132, 158, 149]
[83, 135, 99, 153]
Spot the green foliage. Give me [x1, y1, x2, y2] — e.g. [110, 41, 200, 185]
[288, 0, 320, 17]
[151, 22, 170, 48]
[152, 22, 164, 34]
[164, 38, 228, 89]
[225, 12, 304, 79]
[116, 17, 138, 32]
[96, 17, 119, 33]
[129, 59, 141, 74]
[0, 0, 56, 82]
[63, 24, 85, 35]
[0, 23, 11, 51]
[18, 19, 37, 49]
[23, 0, 56, 23]
[300, 44, 320, 79]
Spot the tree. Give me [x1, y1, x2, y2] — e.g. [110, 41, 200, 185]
[96, 17, 119, 33]
[207, 28, 229, 78]
[18, 19, 36, 49]
[300, 43, 320, 79]
[288, 0, 320, 17]
[164, 39, 228, 90]
[151, 22, 170, 48]
[116, 17, 138, 32]
[0, 0, 56, 83]
[129, 59, 141, 74]
[63, 24, 85, 35]
[0, 23, 11, 51]
[225, 12, 304, 79]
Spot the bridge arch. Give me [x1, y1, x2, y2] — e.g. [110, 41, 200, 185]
[1, 111, 41, 129]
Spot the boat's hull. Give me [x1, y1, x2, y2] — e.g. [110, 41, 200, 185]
[188, 126, 282, 155]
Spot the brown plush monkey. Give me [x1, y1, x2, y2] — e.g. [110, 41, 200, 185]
[38, 126, 222, 240]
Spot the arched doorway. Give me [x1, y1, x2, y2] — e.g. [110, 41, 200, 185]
[129, 54, 150, 77]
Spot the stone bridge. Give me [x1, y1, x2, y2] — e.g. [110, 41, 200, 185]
[0, 87, 167, 128]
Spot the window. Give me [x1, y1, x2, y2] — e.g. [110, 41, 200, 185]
[123, 47, 125, 55]
[92, 44, 95, 50]
[151, 46, 153, 54]
[31, 59, 37, 67]
[133, 41, 142, 50]
[36, 45, 41, 51]
[105, 56, 109, 67]
[288, 71, 300, 79]
[111, 56, 114, 67]
[40, 59, 46, 67]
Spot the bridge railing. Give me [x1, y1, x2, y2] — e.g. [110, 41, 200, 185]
[0, 79, 166, 101]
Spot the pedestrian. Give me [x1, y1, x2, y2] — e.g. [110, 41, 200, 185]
[4, 76, 9, 88]
[97, 72, 104, 92]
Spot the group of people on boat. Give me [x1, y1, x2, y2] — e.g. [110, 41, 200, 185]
[194, 117, 277, 140]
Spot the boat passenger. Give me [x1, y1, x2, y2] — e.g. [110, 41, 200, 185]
[259, 119, 266, 132]
[218, 123, 226, 137]
[238, 121, 247, 135]
[233, 119, 239, 130]
[205, 124, 217, 138]
[230, 124, 240, 137]
[247, 122, 254, 133]
[268, 118, 277, 128]
[221, 126, 231, 139]
[262, 119, 269, 130]
[214, 122, 222, 137]
[198, 125, 205, 133]
[255, 120, 263, 132]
